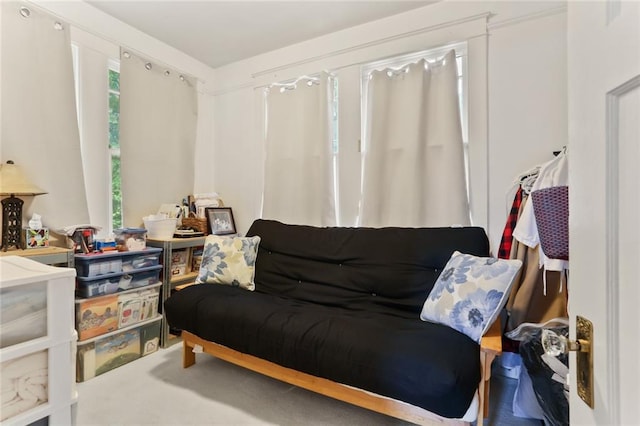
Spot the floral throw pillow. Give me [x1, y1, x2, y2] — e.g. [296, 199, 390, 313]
[195, 235, 261, 291]
[420, 251, 522, 343]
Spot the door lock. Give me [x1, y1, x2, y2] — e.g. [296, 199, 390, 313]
[542, 316, 594, 408]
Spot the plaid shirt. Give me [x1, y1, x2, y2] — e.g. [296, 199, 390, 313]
[498, 187, 524, 259]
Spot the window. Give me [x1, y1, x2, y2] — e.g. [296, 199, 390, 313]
[361, 42, 469, 191]
[261, 74, 338, 226]
[261, 43, 469, 228]
[356, 42, 470, 227]
[108, 64, 122, 230]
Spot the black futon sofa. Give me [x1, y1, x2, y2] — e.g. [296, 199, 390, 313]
[164, 219, 502, 425]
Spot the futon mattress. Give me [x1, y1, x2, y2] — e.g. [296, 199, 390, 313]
[164, 283, 481, 418]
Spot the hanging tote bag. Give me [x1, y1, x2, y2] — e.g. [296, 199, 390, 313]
[531, 186, 569, 260]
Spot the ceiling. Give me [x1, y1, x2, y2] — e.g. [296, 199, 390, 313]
[87, 1, 432, 69]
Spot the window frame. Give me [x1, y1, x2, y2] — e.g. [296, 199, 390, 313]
[108, 59, 122, 232]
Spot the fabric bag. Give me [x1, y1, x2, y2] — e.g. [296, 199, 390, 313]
[519, 326, 570, 426]
[531, 186, 569, 260]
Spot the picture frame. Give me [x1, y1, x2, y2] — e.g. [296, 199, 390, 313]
[205, 207, 237, 235]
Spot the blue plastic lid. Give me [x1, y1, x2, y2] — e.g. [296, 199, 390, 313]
[114, 227, 147, 234]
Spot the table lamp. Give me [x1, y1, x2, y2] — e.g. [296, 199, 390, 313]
[0, 161, 47, 251]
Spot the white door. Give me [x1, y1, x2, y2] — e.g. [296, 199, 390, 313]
[568, 1, 640, 425]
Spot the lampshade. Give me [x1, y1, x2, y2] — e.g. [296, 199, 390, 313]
[0, 161, 47, 196]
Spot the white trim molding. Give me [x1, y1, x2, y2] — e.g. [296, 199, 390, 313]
[605, 74, 640, 426]
[487, 5, 567, 31]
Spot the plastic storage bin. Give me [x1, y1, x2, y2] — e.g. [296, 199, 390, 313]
[76, 265, 162, 297]
[75, 248, 161, 277]
[113, 228, 147, 251]
[140, 319, 161, 356]
[77, 327, 141, 382]
[143, 216, 177, 240]
[129, 268, 161, 288]
[121, 249, 161, 272]
[116, 285, 160, 328]
[1, 281, 47, 348]
[76, 317, 161, 382]
[1, 257, 76, 424]
[76, 295, 119, 341]
[76, 275, 121, 298]
[75, 256, 122, 278]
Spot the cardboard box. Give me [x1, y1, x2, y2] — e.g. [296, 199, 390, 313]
[170, 249, 189, 276]
[191, 247, 204, 272]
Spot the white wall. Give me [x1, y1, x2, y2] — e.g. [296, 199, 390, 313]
[26, 0, 217, 228]
[208, 88, 264, 232]
[488, 7, 568, 250]
[208, 0, 568, 249]
[211, 1, 492, 235]
[12, 0, 567, 250]
[30, 1, 215, 85]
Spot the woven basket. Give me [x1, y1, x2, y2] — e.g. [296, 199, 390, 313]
[181, 213, 208, 235]
[531, 185, 569, 260]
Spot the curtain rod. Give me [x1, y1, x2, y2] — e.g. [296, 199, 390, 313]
[23, 0, 205, 86]
[251, 12, 490, 80]
[247, 35, 481, 93]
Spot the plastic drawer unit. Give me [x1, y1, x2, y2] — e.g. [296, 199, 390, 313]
[75, 248, 161, 278]
[73, 248, 163, 382]
[0, 256, 76, 425]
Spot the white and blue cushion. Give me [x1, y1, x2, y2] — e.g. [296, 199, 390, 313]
[196, 235, 261, 291]
[420, 251, 522, 342]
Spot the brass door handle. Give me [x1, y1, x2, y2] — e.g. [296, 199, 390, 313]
[542, 330, 590, 354]
[541, 316, 594, 409]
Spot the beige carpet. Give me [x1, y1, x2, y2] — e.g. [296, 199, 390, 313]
[74, 343, 541, 425]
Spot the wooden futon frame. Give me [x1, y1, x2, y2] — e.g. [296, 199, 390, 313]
[180, 319, 502, 426]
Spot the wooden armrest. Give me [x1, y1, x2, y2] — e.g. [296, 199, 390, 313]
[480, 317, 502, 356]
[477, 317, 503, 424]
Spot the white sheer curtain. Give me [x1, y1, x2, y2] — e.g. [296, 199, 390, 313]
[73, 43, 112, 236]
[262, 73, 336, 226]
[1, 1, 89, 234]
[119, 50, 198, 227]
[359, 50, 470, 228]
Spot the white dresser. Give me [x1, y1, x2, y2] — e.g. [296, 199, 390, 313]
[0, 256, 76, 425]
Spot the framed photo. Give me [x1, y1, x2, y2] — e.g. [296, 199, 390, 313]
[205, 207, 237, 235]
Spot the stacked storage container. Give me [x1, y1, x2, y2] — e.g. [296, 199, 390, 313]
[74, 248, 163, 382]
[0, 256, 76, 425]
